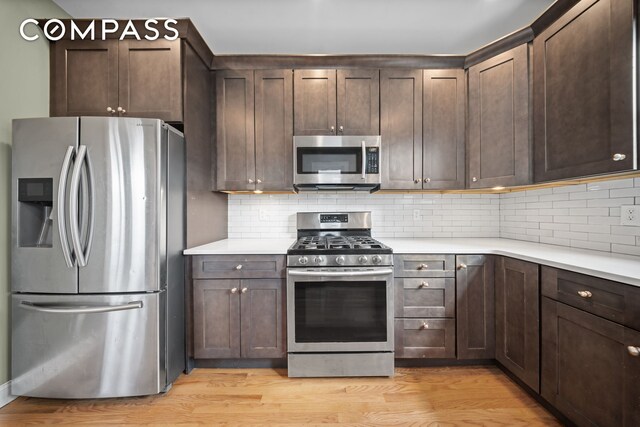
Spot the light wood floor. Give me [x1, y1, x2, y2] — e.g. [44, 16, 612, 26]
[0, 366, 561, 426]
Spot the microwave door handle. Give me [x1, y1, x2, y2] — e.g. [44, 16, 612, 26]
[57, 146, 75, 268]
[361, 140, 366, 180]
[288, 269, 393, 277]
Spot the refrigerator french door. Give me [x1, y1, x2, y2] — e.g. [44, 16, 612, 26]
[11, 117, 185, 398]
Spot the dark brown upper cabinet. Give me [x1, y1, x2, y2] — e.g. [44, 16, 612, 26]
[216, 69, 293, 192]
[495, 257, 540, 392]
[294, 69, 379, 136]
[533, 0, 635, 182]
[423, 69, 465, 189]
[51, 39, 182, 122]
[380, 69, 423, 190]
[456, 255, 495, 359]
[468, 44, 530, 189]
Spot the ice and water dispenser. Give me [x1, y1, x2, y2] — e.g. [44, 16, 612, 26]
[17, 177, 53, 248]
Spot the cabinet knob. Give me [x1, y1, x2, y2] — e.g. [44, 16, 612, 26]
[612, 153, 626, 161]
[577, 290, 593, 299]
[458, 263, 467, 270]
[414, 179, 421, 184]
[420, 322, 429, 330]
[628, 346, 640, 357]
[424, 178, 431, 183]
[230, 287, 238, 294]
[338, 125, 344, 133]
[235, 264, 243, 270]
[116, 106, 126, 114]
[106, 107, 115, 114]
[330, 126, 335, 134]
[256, 179, 262, 184]
[417, 263, 428, 270]
[248, 179, 254, 184]
[472, 177, 478, 182]
[419, 281, 429, 288]
[241, 287, 248, 294]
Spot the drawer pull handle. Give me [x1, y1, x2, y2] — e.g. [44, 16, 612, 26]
[458, 263, 467, 270]
[241, 287, 248, 294]
[628, 346, 640, 357]
[421, 322, 429, 330]
[417, 264, 428, 270]
[577, 290, 593, 299]
[230, 287, 238, 294]
[419, 281, 429, 288]
[235, 264, 243, 270]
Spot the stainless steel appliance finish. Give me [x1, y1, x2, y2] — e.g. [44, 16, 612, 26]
[293, 135, 381, 192]
[11, 117, 185, 399]
[286, 211, 394, 377]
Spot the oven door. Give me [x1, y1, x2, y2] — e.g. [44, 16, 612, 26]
[294, 136, 380, 185]
[287, 267, 394, 352]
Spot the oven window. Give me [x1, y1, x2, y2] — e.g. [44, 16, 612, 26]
[294, 281, 387, 343]
[297, 147, 362, 174]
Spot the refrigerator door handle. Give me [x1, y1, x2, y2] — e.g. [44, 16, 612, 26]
[80, 149, 95, 263]
[57, 145, 75, 268]
[19, 300, 143, 314]
[69, 145, 87, 267]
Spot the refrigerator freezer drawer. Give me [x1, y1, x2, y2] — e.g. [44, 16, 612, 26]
[11, 292, 167, 398]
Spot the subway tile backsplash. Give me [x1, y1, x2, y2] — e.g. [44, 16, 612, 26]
[228, 193, 501, 239]
[227, 177, 640, 256]
[500, 177, 640, 256]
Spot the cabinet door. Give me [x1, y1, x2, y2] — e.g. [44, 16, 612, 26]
[255, 70, 293, 191]
[293, 70, 337, 135]
[240, 279, 286, 358]
[533, 0, 635, 182]
[380, 69, 423, 189]
[50, 40, 119, 117]
[118, 39, 182, 122]
[193, 280, 241, 359]
[468, 44, 530, 188]
[337, 69, 380, 135]
[456, 255, 495, 359]
[542, 298, 640, 427]
[216, 70, 256, 191]
[495, 257, 540, 392]
[423, 69, 465, 189]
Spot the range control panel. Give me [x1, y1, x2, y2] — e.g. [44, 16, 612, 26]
[320, 214, 349, 223]
[365, 147, 379, 174]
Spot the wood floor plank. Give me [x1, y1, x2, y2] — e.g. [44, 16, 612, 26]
[0, 367, 560, 426]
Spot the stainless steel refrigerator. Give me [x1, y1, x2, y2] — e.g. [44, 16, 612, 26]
[11, 117, 185, 398]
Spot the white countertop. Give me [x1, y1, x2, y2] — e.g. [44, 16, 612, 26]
[185, 237, 640, 287]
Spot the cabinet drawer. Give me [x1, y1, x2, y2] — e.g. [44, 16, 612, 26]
[394, 318, 455, 358]
[395, 278, 455, 318]
[541, 266, 640, 331]
[393, 254, 455, 277]
[192, 255, 285, 279]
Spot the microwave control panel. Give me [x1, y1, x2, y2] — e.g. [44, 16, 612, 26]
[366, 147, 379, 174]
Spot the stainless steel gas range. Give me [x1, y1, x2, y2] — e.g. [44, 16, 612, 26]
[286, 211, 394, 377]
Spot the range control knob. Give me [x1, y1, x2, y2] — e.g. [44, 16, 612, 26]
[314, 256, 324, 265]
[372, 255, 382, 264]
[358, 256, 368, 265]
[298, 256, 309, 265]
[335, 256, 345, 265]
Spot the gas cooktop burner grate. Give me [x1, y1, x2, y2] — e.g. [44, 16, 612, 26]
[290, 235, 389, 252]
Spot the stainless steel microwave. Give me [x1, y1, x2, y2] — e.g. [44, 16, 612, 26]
[293, 135, 381, 192]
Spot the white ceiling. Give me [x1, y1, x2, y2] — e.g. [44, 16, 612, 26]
[52, 0, 555, 55]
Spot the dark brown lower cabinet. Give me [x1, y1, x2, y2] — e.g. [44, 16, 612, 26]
[193, 279, 286, 359]
[542, 297, 640, 427]
[394, 318, 455, 358]
[495, 257, 540, 392]
[456, 255, 495, 359]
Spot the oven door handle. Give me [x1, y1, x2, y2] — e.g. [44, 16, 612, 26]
[288, 268, 393, 277]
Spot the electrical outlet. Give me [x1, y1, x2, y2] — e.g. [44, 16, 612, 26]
[620, 205, 640, 226]
[259, 209, 268, 221]
[413, 209, 421, 221]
